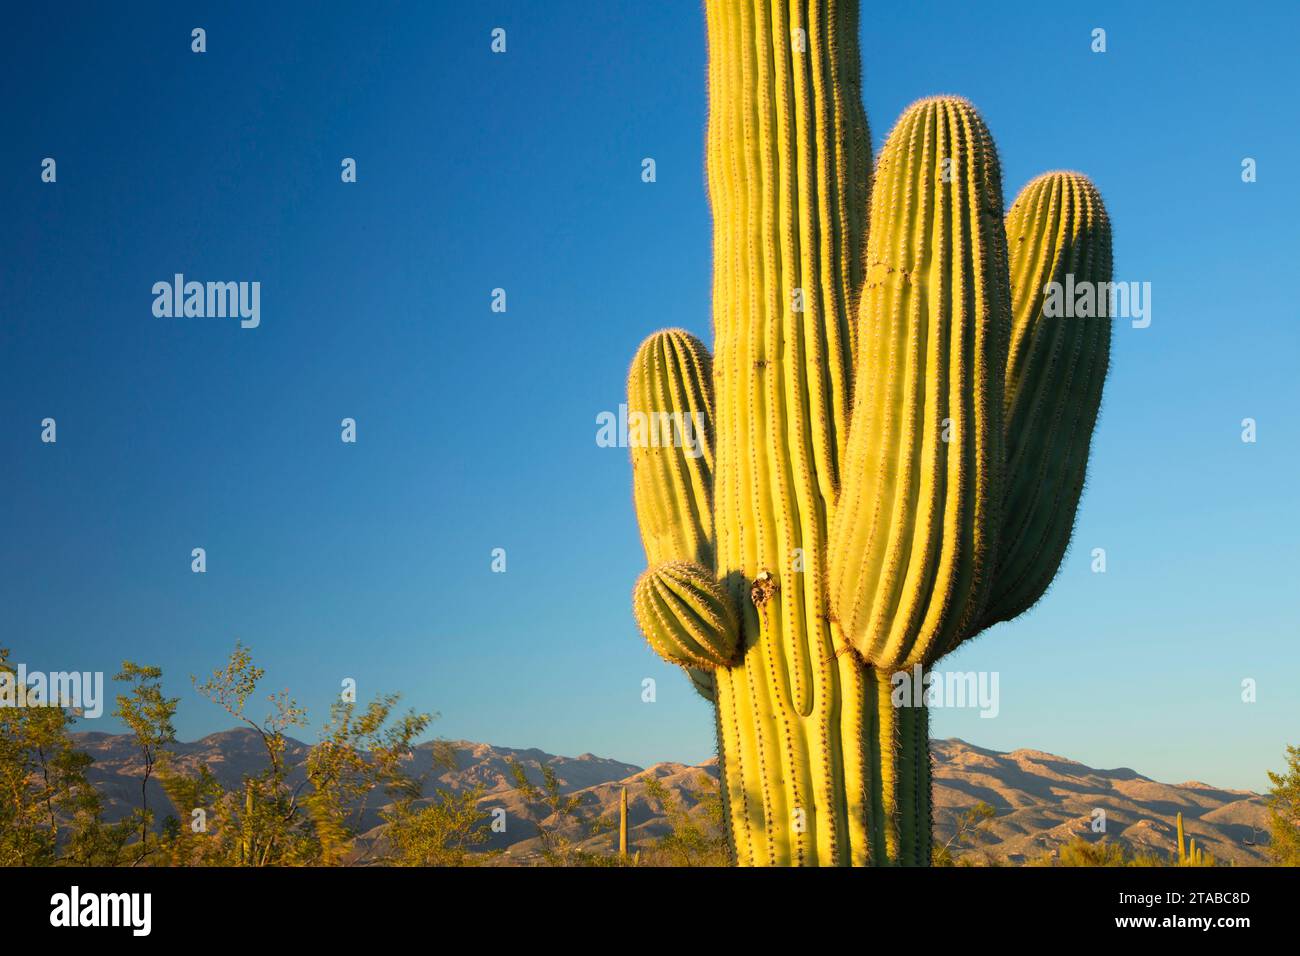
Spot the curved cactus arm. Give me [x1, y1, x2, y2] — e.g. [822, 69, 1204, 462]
[632, 562, 740, 669]
[977, 172, 1112, 629]
[829, 97, 1011, 671]
[628, 329, 716, 568]
[683, 666, 717, 703]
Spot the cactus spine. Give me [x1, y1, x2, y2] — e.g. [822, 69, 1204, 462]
[626, 1, 1112, 865]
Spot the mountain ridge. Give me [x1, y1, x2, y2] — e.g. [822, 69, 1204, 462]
[68, 730, 1273, 865]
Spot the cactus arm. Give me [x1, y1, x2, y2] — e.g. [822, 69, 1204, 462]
[632, 562, 740, 669]
[628, 330, 722, 697]
[829, 97, 1010, 671]
[683, 666, 716, 702]
[628, 329, 715, 569]
[979, 172, 1112, 628]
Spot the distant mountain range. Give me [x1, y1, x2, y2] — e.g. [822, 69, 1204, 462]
[69, 730, 1273, 865]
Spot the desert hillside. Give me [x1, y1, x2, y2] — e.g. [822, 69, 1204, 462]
[69, 731, 1272, 865]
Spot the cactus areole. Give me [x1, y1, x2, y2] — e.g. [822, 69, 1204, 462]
[627, 1, 1112, 865]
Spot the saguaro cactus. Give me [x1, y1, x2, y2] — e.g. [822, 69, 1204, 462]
[1175, 812, 1215, 866]
[627, 1, 1113, 865]
[619, 786, 629, 859]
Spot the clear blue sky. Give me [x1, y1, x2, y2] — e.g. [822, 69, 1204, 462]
[2, 1, 1296, 791]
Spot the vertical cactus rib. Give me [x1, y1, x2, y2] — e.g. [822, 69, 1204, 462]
[873, 674, 902, 862]
[768, 0, 837, 865]
[823, 0, 872, 377]
[829, 96, 1009, 671]
[704, 0, 758, 867]
[734, 0, 799, 865]
[979, 172, 1112, 628]
[769, 0, 814, 725]
[628, 330, 716, 569]
[837, 651, 872, 865]
[707, 0, 745, 602]
[908, 691, 933, 863]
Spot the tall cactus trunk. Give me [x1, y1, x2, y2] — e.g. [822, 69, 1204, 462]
[619, 785, 629, 858]
[705, 2, 930, 866]
[716, 666, 930, 865]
